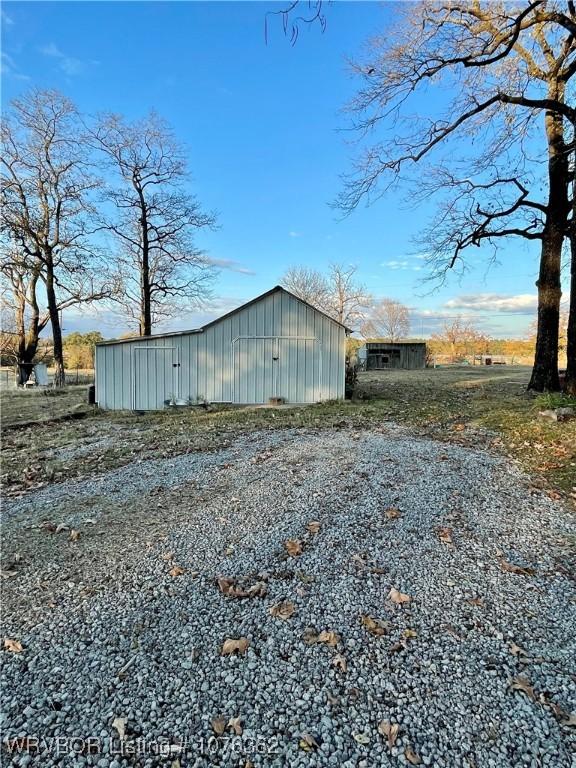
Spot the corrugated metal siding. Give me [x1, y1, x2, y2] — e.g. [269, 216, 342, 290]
[363, 343, 426, 370]
[95, 290, 346, 410]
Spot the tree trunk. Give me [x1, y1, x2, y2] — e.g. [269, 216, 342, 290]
[528, 84, 569, 392]
[564, 223, 576, 396]
[11, 270, 42, 386]
[45, 262, 66, 387]
[136, 185, 152, 336]
[529, 237, 562, 391]
[17, 360, 35, 386]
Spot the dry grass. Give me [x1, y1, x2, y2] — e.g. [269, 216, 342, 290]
[2, 366, 575, 504]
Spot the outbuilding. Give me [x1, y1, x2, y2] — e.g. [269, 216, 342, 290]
[358, 341, 427, 370]
[95, 286, 349, 410]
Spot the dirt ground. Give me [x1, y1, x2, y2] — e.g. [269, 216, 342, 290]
[2, 366, 575, 503]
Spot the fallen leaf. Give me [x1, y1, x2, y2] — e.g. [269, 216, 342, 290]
[510, 642, 527, 657]
[499, 558, 535, 576]
[217, 577, 267, 599]
[510, 675, 536, 700]
[353, 732, 370, 745]
[3, 638, 23, 653]
[384, 508, 400, 519]
[245, 581, 267, 597]
[437, 527, 453, 545]
[378, 721, 399, 749]
[1, 570, 18, 579]
[302, 628, 319, 645]
[285, 539, 303, 557]
[403, 628, 417, 640]
[211, 716, 226, 736]
[332, 653, 347, 672]
[269, 601, 295, 620]
[467, 597, 485, 607]
[307, 521, 321, 534]
[55, 523, 69, 534]
[169, 565, 185, 577]
[405, 745, 422, 765]
[361, 615, 388, 637]
[221, 637, 250, 656]
[299, 733, 319, 751]
[227, 716, 243, 735]
[69, 529, 80, 542]
[562, 712, 576, 727]
[388, 587, 411, 605]
[112, 716, 127, 740]
[318, 630, 340, 647]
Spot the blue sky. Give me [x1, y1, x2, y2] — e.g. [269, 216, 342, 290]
[1, 1, 562, 339]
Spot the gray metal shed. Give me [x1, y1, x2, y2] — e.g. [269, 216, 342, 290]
[95, 286, 349, 410]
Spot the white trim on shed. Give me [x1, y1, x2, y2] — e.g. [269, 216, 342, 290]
[95, 286, 348, 410]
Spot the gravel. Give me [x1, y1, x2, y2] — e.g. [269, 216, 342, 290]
[1, 425, 575, 767]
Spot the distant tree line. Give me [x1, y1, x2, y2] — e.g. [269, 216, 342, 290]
[1, 90, 216, 385]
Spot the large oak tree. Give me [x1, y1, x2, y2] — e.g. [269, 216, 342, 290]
[91, 112, 216, 336]
[1, 90, 108, 386]
[337, 1, 575, 392]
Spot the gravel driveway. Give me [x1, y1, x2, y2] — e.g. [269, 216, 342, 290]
[1, 425, 575, 767]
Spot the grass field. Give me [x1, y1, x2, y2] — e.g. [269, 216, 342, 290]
[2, 366, 575, 503]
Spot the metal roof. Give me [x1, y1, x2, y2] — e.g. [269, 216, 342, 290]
[96, 285, 352, 347]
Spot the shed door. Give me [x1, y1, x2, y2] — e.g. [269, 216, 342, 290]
[233, 338, 275, 404]
[133, 347, 178, 410]
[277, 338, 320, 403]
[233, 337, 320, 404]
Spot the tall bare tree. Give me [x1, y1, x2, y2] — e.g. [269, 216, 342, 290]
[362, 298, 410, 342]
[1, 90, 107, 386]
[91, 112, 216, 335]
[337, 1, 576, 392]
[281, 262, 371, 326]
[327, 263, 371, 327]
[281, 265, 331, 309]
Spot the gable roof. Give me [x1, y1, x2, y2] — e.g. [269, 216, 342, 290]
[96, 285, 352, 346]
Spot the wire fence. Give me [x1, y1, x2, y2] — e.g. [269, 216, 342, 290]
[0, 367, 95, 390]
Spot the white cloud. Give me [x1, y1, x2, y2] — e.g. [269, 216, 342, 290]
[1, 51, 30, 81]
[289, 231, 301, 238]
[205, 257, 255, 276]
[444, 293, 537, 314]
[2, 9, 14, 25]
[40, 43, 86, 76]
[382, 260, 409, 270]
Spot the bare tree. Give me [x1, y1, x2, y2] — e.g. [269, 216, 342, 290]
[282, 262, 371, 327]
[362, 298, 410, 342]
[91, 112, 216, 335]
[0, 247, 48, 384]
[431, 317, 488, 362]
[281, 265, 330, 309]
[1, 90, 108, 386]
[338, 1, 576, 392]
[326, 263, 371, 328]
